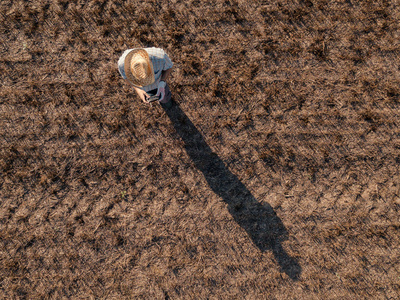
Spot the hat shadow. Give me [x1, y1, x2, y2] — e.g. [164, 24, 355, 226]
[162, 101, 301, 280]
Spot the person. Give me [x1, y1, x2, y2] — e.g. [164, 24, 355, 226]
[118, 47, 173, 108]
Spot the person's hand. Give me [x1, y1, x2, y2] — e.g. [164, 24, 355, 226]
[134, 87, 149, 103]
[156, 81, 166, 102]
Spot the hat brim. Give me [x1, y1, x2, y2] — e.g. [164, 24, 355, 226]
[124, 49, 155, 87]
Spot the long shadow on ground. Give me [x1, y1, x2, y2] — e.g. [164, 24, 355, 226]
[163, 101, 301, 280]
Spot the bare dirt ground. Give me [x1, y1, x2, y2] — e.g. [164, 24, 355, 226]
[1, 0, 400, 298]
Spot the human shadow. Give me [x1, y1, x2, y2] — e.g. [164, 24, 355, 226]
[162, 102, 301, 280]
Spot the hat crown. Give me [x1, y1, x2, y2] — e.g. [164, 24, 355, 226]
[131, 58, 148, 80]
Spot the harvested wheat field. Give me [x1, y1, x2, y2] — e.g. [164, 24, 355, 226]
[1, 0, 400, 298]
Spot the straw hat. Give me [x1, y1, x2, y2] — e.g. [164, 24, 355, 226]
[124, 49, 155, 87]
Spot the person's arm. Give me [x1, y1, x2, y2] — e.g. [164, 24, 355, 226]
[160, 67, 173, 82]
[127, 81, 149, 103]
